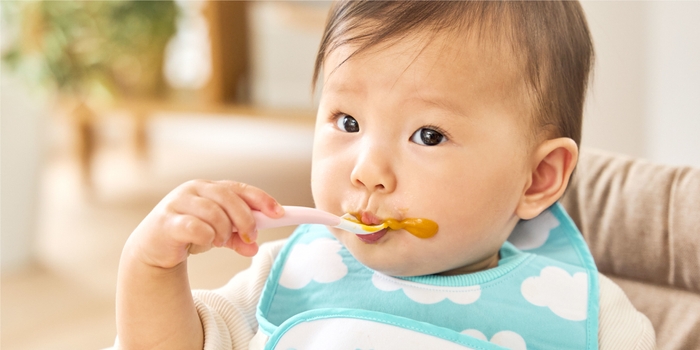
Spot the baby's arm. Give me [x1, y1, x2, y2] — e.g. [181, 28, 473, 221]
[115, 180, 284, 350]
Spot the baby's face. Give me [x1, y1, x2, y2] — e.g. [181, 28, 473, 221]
[311, 31, 534, 276]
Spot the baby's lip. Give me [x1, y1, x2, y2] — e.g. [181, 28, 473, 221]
[358, 211, 385, 225]
[356, 228, 388, 244]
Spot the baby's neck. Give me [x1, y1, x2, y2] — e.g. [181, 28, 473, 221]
[436, 253, 500, 276]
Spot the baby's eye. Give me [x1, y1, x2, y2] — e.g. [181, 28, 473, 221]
[335, 114, 360, 133]
[410, 127, 447, 146]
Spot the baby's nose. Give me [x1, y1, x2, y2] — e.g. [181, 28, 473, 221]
[350, 146, 397, 193]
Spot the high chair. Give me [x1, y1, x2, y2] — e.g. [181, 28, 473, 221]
[560, 148, 700, 349]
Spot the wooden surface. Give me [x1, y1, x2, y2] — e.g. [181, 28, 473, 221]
[204, 1, 250, 104]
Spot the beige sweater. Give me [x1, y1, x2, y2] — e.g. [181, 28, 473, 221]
[189, 239, 655, 350]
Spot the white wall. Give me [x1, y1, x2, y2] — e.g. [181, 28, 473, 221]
[645, 1, 700, 167]
[1, 68, 46, 271]
[579, 2, 649, 159]
[0, 4, 46, 271]
[582, 1, 700, 167]
[247, 2, 328, 109]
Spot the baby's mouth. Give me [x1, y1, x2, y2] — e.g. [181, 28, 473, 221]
[356, 211, 385, 225]
[347, 211, 439, 239]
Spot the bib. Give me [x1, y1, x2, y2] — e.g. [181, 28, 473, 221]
[255, 203, 599, 350]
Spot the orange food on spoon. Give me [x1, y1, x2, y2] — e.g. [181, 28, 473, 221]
[345, 214, 438, 239]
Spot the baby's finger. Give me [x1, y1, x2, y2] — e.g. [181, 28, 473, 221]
[169, 214, 216, 252]
[224, 230, 259, 257]
[216, 181, 284, 218]
[171, 195, 231, 247]
[188, 242, 214, 255]
[196, 184, 257, 242]
[197, 181, 281, 242]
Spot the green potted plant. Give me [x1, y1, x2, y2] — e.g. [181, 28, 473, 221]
[2, 0, 178, 183]
[2, 0, 178, 100]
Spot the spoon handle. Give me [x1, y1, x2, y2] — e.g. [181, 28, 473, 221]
[251, 206, 385, 235]
[251, 206, 341, 230]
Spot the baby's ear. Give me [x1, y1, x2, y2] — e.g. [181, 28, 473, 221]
[516, 138, 578, 220]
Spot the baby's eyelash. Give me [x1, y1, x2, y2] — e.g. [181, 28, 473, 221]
[422, 123, 451, 139]
[328, 109, 347, 122]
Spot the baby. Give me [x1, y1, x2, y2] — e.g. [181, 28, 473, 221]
[115, 1, 655, 349]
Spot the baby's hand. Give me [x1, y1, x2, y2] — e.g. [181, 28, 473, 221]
[125, 180, 284, 269]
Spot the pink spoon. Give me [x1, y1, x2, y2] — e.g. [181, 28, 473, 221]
[251, 206, 385, 235]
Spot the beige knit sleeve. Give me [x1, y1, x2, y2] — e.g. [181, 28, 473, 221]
[598, 273, 656, 349]
[191, 240, 286, 350]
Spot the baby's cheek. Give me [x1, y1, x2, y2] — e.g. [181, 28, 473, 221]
[310, 166, 334, 204]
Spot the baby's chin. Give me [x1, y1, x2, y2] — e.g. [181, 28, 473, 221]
[347, 247, 447, 277]
[329, 227, 472, 277]
[329, 232, 424, 276]
[345, 241, 499, 277]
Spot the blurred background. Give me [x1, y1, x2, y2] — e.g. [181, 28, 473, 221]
[1, 1, 698, 349]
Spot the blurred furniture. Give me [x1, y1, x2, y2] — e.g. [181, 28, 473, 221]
[7, 1, 325, 187]
[79, 1, 327, 186]
[203, 1, 249, 104]
[56, 1, 252, 186]
[560, 148, 700, 349]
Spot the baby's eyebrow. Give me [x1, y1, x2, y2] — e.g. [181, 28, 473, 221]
[413, 94, 467, 119]
[323, 79, 365, 97]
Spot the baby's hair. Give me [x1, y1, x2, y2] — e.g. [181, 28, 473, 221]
[313, 1, 594, 146]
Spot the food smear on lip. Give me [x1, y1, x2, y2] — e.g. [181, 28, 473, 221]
[382, 218, 438, 238]
[345, 214, 439, 239]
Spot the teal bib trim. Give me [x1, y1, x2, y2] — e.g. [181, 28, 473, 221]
[256, 202, 599, 349]
[257, 224, 312, 336]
